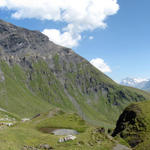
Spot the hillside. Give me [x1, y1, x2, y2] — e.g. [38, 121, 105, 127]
[0, 108, 128, 150]
[112, 100, 150, 150]
[0, 19, 150, 128]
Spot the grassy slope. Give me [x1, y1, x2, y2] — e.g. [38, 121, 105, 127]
[28, 59, 75, 111]
[0, 58, 150, 129]
[0, 61, 53, 118]
[112, 100, 150, 150]
[0, 56, 148, 149]
[57, 60, 150, 128]
[0, 110, 116, 150]
[132, 101, 150, 150]
[0, 109, 20, 121]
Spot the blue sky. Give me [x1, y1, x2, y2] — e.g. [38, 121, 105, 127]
[0, 0, 150, 82]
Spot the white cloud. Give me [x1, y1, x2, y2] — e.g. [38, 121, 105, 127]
[89, 36, 94, 40]
[0, 0, 119, 47]
[0, 0, 6, 7]
[42, 29, 81, 48]
[90, 58, 112, 73]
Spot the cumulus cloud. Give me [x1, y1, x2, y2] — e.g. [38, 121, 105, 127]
[42, 29, 81, 48]
[90, 58, 112, 73]
[0, 0, 119, 47]
[0, 0, 6, 7]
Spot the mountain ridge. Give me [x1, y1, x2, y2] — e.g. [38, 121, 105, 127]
[0, 19, 150, 128]
[120, 77, 150, 92]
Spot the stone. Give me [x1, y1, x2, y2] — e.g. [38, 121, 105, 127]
[58, 135, 76, 143]
[39, 144, 52, 149]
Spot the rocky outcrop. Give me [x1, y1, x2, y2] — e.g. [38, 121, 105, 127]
[22, 144, 53, 150]
[112, 104, 147, 148]
[58, 135, 77, 143]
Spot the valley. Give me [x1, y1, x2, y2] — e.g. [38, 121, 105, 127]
[0, 19, 149, 150]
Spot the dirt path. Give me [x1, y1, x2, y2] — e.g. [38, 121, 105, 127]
[113, 144, 131, 150]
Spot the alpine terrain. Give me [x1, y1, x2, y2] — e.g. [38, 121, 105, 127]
[112, 100, 150, 150]
[0, 19, 150, 150]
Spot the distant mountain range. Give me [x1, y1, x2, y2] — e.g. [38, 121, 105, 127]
[120, 77, 150, 91]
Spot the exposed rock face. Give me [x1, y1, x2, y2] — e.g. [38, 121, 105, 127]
[0, 67, 5, 82]
[0, 19, 149, 126]
[0, 19, 49, 54]
[0, 19, 83, 66]
[22, 144, 53, 150]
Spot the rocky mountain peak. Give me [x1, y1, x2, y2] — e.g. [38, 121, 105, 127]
[0, 19, 82, 66]
[0, 19, 50, 54]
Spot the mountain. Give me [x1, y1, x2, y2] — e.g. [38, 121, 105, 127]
[142, 80, 150, 91]
[0, 19, 150, 150]
[120, 77, 150, 91]
[0, 19, 150, 128]
[112, 100, 150, 150]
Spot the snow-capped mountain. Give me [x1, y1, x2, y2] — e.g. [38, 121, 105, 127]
[120, 77, 150, 90]
[143, 81, 150, 91]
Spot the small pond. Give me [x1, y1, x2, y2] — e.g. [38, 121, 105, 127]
[52, 129, 78, 135]
[40, 127, 78, 135]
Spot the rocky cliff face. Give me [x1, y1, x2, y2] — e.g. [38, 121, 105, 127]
[0, 19, 149, 127]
